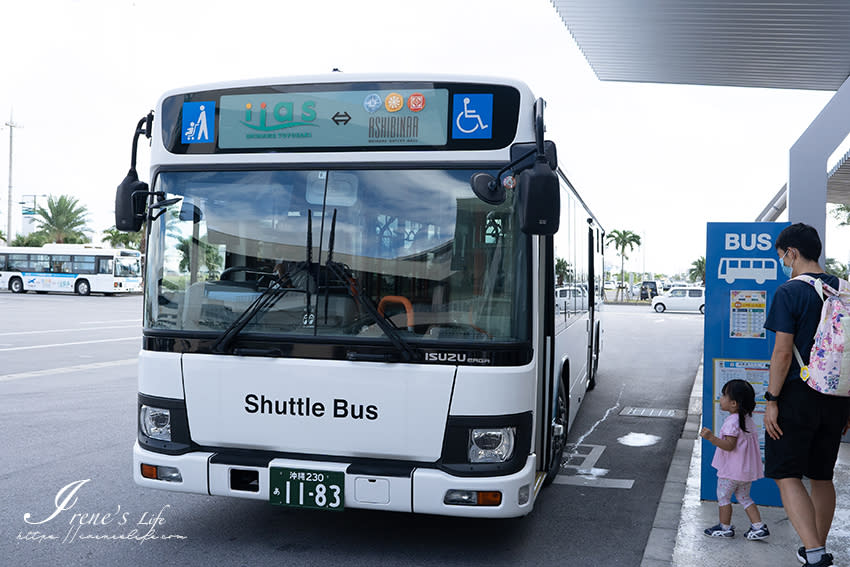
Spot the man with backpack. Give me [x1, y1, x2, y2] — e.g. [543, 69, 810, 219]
[763, 222, 850, 567]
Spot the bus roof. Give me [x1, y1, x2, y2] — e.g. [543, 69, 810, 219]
[0, 244, 138, 256]
[157, 73, 536, 102]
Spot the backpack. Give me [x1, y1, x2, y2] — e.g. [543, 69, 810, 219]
[792, 275, 850, 397]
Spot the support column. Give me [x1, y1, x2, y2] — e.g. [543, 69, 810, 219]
[788, 75, 850, 263]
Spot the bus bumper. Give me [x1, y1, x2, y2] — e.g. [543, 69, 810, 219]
[134, 443, 538, 518]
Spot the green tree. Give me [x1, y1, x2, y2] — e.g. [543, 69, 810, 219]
[555, 257, 572, 286]
[826, 257, 847, 279]
[102, 226, 143, 250]
[0, 229, 5, 244]
[688, 256, 706, 285]
[605, 229, 642, 300]
[12, 232, 49, 247]
[33, 195, 91, 243]
[830, 204, 850, 226]
[177, 237, 223, 280]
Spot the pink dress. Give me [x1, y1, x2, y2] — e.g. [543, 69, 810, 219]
[711, 413, 764, 482]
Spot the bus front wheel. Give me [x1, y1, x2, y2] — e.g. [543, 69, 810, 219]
[75, 280, 91, 296]
[9, 277, 24, 293]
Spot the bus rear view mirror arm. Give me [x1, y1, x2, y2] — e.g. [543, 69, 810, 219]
[115, 112, 154, 232]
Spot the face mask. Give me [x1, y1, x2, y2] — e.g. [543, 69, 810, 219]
[781, 249, 794, 278]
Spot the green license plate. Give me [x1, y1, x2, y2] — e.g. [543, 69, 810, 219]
[270, 467, 344, 511]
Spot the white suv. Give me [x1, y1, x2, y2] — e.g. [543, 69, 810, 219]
[651, 286, 705, 314]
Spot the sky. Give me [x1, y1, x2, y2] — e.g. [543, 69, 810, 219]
[0, 0, 844, 276]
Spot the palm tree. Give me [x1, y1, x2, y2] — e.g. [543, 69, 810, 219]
[12, 232, 48, 247]
[605, 229, 641, 300]
[0, 229, 5, 244]
[830, 204, 850, 226]
[555, 257, 571, 286]
[102, 226, 143, 250]
[826, 257, 847, 279]
[689, 256, 706, 285]
[177, 236, 223, 279]
[33, 195, 90, 243]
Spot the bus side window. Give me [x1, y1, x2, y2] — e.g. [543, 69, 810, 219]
[32, 254, 50, 272]
[51, 255, 72, 274]
[74, 255, 96, 274]
[98, 258, 114, 275]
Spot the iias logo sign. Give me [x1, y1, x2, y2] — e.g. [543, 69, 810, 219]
[241, 100, 318, 131]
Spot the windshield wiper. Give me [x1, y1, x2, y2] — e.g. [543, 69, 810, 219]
[211, 276, 290, 353]
[212, 212, 317, 354]
[324, 209, 417, 362]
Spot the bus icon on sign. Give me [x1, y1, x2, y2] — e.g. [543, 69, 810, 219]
[717, 257, 778, 284]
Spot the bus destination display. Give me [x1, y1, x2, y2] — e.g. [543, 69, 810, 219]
[218, 89, 449, 149]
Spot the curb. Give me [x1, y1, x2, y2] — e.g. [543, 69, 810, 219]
[640, 363, 703, 567]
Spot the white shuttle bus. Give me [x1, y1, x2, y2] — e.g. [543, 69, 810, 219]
[0, 244, 142, 295]
[115, 74, 604, 518]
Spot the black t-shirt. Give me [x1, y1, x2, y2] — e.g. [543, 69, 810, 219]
[764, 272, 839, 382]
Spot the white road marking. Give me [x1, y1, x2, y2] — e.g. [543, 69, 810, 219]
[553, 475, 635, 489]
[0, 358, 137, 382]
[0, 325, 139, 336]
[617, 432, 662, 447]
[557, 443, 635, 489]
[0, 336, 139, 352]
[79, 319, 141, 324]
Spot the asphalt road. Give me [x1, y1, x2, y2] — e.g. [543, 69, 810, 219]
[0, 294, 703, 567]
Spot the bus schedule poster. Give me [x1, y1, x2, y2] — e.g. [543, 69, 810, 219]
[703, 221, 788, 506]
[729, 290, 767, 339]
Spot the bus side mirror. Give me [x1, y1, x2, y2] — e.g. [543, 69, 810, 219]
[115, 168, 148, 232]
[518, 159, 560, 235]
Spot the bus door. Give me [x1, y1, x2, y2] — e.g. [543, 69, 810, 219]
[539, 233, 559, 481]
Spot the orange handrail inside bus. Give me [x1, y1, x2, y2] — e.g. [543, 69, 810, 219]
[377, 295, 414, 331]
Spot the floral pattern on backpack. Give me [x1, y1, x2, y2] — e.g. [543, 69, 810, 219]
[792, 275, 850, 397]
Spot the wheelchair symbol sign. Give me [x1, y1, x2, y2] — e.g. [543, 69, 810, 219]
[452, 94, 493, 139]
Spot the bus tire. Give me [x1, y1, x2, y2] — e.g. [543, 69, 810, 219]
[543, 379, 568, 487]
[75, 279, 91, 296]
[9, 277, 24, 293]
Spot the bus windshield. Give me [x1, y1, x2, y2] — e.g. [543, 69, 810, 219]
[145, 169, 529, 343]
[115, 256, 142, 277]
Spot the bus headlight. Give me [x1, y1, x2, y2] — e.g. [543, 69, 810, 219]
[140, 405, 172, 441]
[468, 427, 515, 463]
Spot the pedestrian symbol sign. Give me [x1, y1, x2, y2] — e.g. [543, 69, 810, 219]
[182, 101, 215, 144]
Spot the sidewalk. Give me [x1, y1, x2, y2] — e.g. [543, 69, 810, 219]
[641, 366, 850, 567]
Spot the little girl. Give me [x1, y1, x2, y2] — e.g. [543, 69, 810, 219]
[699, 379, 769, 540]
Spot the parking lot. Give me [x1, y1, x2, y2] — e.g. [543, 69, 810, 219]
[0, 293, 703, 566]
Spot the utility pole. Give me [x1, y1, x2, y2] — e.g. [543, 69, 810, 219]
[5, 111, 22, 243]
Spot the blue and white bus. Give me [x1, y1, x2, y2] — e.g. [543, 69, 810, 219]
[0, 244, 142, 295]
[115, 74, 604, 517]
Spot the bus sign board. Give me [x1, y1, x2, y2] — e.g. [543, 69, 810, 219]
[218, 89, 449, 149]
[703, 221, 788, 506]
[160, 81, 521, 153]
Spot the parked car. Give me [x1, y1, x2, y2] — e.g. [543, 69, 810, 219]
[604, 280, 616, 290]
[651, 286, 705, 313]
[639, 280, 661, 300]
